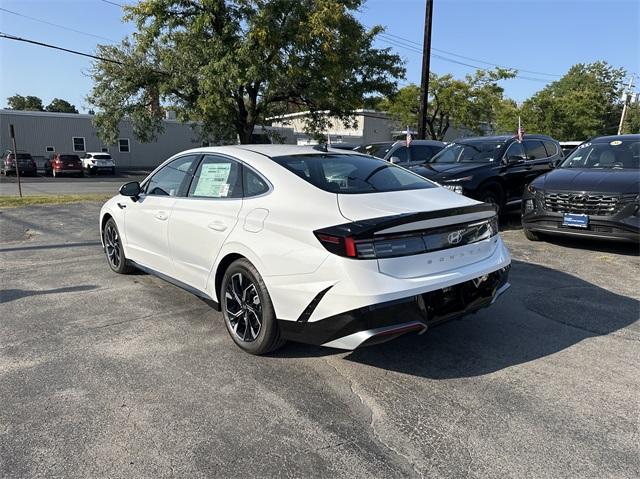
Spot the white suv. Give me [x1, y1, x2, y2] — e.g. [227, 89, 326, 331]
[100, 145, 511, 354]
[82, 152, 115, 175]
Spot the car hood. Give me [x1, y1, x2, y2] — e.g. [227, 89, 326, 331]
[532, 168, 640, 194]
[410, 162, 489, 180]
[337, 187, 480, 222]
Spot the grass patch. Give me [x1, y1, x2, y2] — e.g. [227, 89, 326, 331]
[0, 194, 113, 209]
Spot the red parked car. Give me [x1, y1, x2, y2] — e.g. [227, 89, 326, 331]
[46, 154, 84, 177]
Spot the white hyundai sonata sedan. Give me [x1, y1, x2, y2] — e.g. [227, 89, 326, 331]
[100, 145, 511, 354]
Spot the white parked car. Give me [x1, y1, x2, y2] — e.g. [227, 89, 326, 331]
[82, 152, 116, 175]
[99, 145, 511, 354]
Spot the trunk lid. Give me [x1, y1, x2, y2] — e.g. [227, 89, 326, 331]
[337, 188, 498, 279]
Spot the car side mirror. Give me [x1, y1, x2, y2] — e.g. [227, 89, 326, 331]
[119, 181, 141, 199]
[506, 155, 525, 164]
[550, 158, 562, 168]
[389, 156, 401, 164]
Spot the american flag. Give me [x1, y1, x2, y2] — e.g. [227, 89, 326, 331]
[406, 127, 412, 147]
[516, 116, 524, 143]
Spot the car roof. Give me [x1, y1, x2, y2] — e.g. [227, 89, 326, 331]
[590, 134, 640, 143]
[86, 152, 112, 155]
[452, 134, 556, 142]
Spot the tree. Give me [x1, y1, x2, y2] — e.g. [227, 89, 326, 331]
[46, 98, 79, 113]
[623, 102, 640, 134]
[520, 61, 626, 140]
[380, 68, 516, 140]
[88, 0, 404, 144]
[6, 94, 44, 111]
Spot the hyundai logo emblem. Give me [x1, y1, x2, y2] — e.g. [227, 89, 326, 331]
[570, 194, 588, 203]
[448, 230, 464, 245]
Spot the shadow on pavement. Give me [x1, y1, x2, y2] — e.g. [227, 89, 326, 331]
[0, 285, 98, 304]
[0, 241, 102, 253]
[275, 260, 639, 378]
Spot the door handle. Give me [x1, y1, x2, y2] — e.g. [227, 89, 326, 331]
[117, 202, 127, 209]
[155, 211, 169, 221]
[208, 221, 227, 232]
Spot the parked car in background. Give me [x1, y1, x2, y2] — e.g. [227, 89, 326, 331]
[45, 153, 84, 177]
[411, 135, 563, 214]
[100, 145, 510, 355]
[82, 152, 116, 175]
[354, 140, 445, 168]
[328, 142, 359, 151]
[522, 134, 639, 242]
[1, 150, 37, 176]
[559, 141, 583, 156]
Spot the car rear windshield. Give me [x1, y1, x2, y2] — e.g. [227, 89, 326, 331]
[10, 153, 32, 160]
[60, 155, 80, 161]
[272, 153, 436, 194]
[354, 143, 394, 159]
[429, 140, 506, 163]
[560, 139, 640, 169]
[93, 154, 112, 160]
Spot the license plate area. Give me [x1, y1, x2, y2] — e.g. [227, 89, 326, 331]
[562, 213, 589, 228]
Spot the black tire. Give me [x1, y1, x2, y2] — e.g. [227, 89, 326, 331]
[479, 183, 505, 216]
[523, 227, 541, 241]
[103, 218, 135, 274]
[78, 171, 84, 178]
[221, 258, 285, 355]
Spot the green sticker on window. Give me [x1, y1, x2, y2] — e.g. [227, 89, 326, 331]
[194, 163, 232, 197]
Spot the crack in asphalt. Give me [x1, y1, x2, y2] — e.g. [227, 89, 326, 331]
[325, 357, 425, 479]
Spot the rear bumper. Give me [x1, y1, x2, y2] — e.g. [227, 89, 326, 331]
[278, 266, 510, 349]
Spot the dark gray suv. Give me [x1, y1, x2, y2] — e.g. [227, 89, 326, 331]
[355, 140, 445, 168]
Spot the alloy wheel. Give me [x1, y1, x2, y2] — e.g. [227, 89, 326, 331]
[225, 273, 262, 342]
[104, 223, 121, 268]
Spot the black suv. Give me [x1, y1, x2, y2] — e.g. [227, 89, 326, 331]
[354, 139, 445, 168]
[411, 134, 563, 214]
[1, 150, 38, 176]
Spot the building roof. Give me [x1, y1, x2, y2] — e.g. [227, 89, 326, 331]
[267, 109, 391, 121]
[0, 108, 184, 124]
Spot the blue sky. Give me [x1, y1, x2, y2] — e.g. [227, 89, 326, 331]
[1, 0, 638, 112]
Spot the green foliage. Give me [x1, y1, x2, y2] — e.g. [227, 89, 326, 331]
[623, 103, 640, 134]
[45, 98, 78, 113]
[88, 0, 404, 144]
[520, 61, 627, 140]
[6, 94, 44, 111]
[380, 68, 516, 140]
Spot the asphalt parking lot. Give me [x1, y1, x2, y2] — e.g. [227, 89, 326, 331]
[1, 202, 638, 479]
[0, 173, 148, 196]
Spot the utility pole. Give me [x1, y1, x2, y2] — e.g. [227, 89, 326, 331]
[618, 76, 636, 135]
[9, 124, 22, 198]
[417, 0, 434, 140]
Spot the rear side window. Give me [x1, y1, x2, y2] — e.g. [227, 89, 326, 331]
[523, 140, 548, 160]
[543, 141, 558, 157]
[272, 153, 436, 194]
[243, 167, 270, 197]
[188, 155, 242, 199]
[146, 155, 198, 197]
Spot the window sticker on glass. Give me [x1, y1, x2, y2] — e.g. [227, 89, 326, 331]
[194, 163, 232, 197]
[610, 140, 622, 146]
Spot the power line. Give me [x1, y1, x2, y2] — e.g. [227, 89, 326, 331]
[0, 7, 117, 43]
[101, 0, 125, 7]
[377, 36, 550, 83]
[379, 31, 561, 78]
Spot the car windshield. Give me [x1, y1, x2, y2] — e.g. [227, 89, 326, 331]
[559, 139, 640, 169]
[272, 153, 436, 194]
[10, 153, 32, 160]
[93, 154, 112, 160]
[429, 140, 506, 163]
[354, 143, 394, 159]
[60, 155, 80, 161]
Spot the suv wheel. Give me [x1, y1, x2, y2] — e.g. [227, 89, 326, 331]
[221, 258, 285, 355]
[479, 184, 505, 215]
[523, 227, 541, 241]
[103, 218, 134, 274]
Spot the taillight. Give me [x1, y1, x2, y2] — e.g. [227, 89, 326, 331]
[315, 216, 498, 260]
[315, 233, 357, 258]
